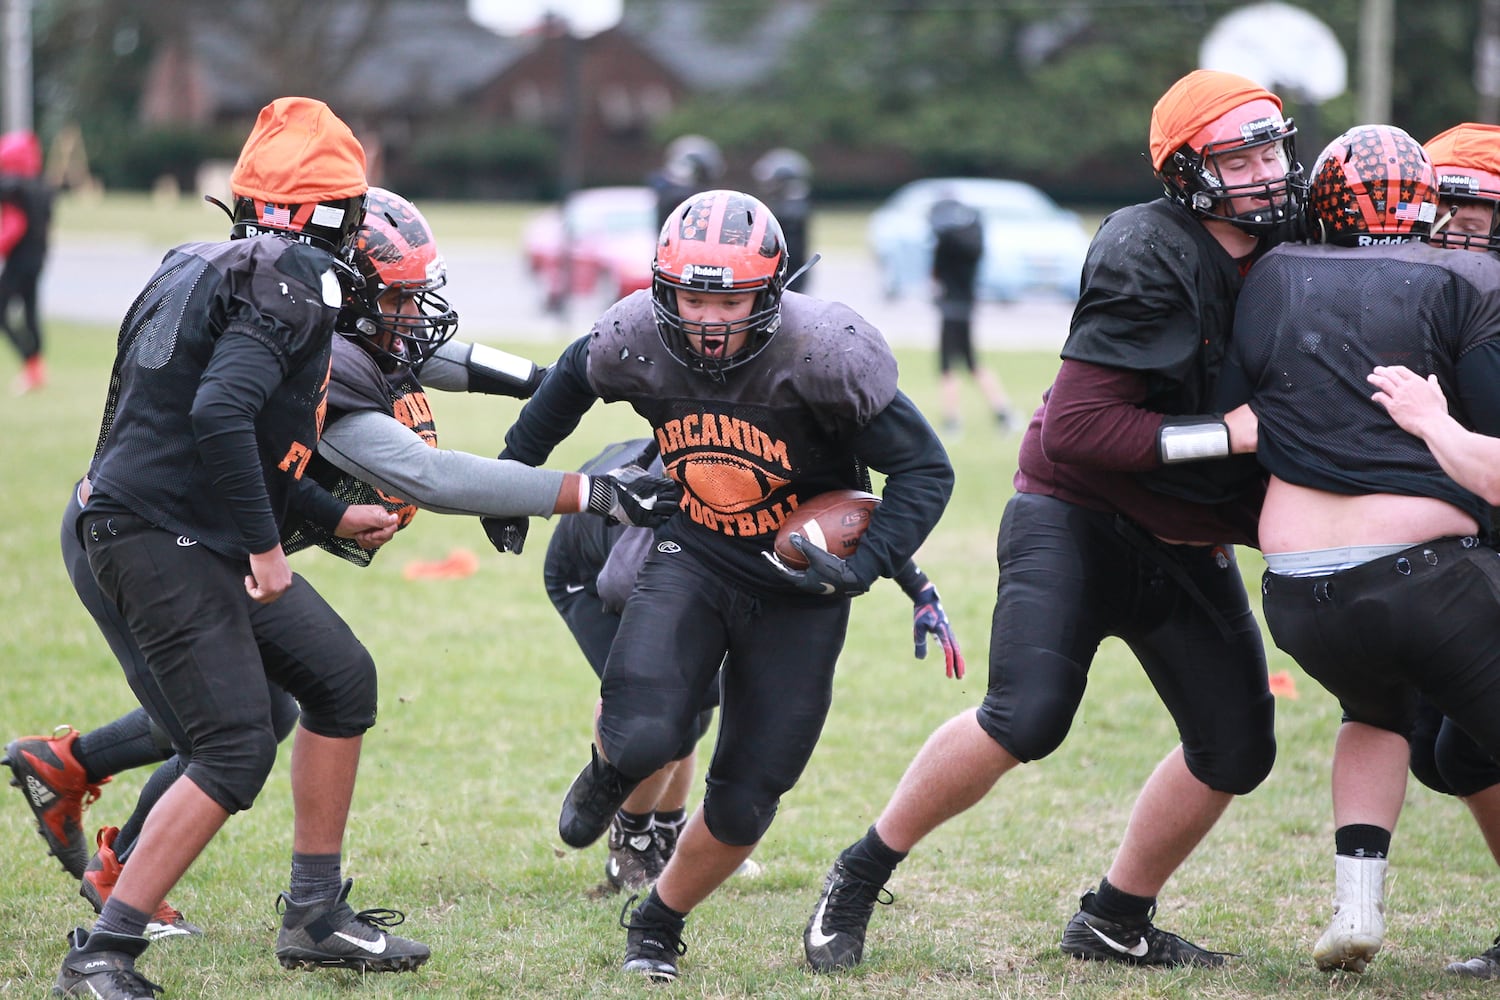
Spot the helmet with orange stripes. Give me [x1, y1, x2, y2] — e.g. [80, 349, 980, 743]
[651, 189, 788, 378]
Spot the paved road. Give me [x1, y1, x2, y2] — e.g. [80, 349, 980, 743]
[42, 235, 1073, 354]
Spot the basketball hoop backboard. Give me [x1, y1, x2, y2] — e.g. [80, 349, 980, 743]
[1200, 2, 1346, 104]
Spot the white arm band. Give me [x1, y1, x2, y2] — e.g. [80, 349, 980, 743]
[1157, 419, 1231, 464]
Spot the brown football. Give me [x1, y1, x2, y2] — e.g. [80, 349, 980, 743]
[773, 490, 881, 570]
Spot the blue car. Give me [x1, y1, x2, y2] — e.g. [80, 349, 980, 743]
[869, 177, 1093, 303]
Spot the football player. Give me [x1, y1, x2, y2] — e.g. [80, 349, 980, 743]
[1219, 123, 1500, 975]
[547, 439, 963, 895]
[489, 188, 954, 981]
[41, 95, 417, 999]
[1287, 122, 1500, 978]
[805, 69, 1297, 974]
[647, 134, 725, 233]
[8, 183, 680, 966]
[751, 147, 813, 292]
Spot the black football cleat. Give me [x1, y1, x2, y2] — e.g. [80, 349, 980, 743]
[1059, 890, 1230, 967]
[559, 745, 640, 849]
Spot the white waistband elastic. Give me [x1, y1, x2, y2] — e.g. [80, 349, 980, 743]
[1264, 543, 1411, 577]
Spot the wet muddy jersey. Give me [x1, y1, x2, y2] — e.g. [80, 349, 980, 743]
[87, 236, 346, 558]
[1017, 199, 1265, 544]
[504, 289, 952, 591]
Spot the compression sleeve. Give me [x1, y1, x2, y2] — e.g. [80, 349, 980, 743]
[848, 391, 955, 583]
[1454, 338, 1500, 437]
[500, 336, 598, 465]
[289, 475, 347, 533]
[189, 332, 288, 553]
[317, 409, 567, 517]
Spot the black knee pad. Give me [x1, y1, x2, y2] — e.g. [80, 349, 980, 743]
[1182, 695, 1277, 795]
[671, 708, 715, 761]
[270, 687, 301, 744]
[605, 717, 684, 781]
[183, 723, 280, 813]
[975, 649, 1087, 762]
[701, 781, 778, 846]
[1436, 723, 1500, 797]
[1409, 722, 1454, 795]
[295, 647, 377, 739]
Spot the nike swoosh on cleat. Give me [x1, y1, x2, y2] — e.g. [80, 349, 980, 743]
[1086, 922, 1149, 957]
[333, 931, 388, 955]
[806, 895, 838, 949]
[564, 583, 585, 593]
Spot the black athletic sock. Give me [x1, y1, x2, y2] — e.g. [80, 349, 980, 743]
[114, 757, 186, 862]
[288, 852, 342, 903]
[75, 708, 170, 783]
[617, 808, 653, 835]
[1334, 823, 1391, 859]
[638, 887, 688, 927]
[1088, 876, 1156, 925]
[654, 807, 686, 832]
[843, 824, 906, 883]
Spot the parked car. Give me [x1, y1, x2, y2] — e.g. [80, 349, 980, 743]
[522, 186, 658, 310]
[868, 177, 1092, 303]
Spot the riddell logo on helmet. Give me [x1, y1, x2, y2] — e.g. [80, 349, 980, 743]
[241, 222, 312, 244]
[1355, 234, 1417, 246]
[681, 264, 735, 286]
[1438, 173, 1482, 195]
[1238, 116, 1283, 140]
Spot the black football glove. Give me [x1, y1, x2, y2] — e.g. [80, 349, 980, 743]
[762, 533, 871, 597]
[911, 583, 964, 679]
[481, 515, 530, 555]
[587, 465, 682, 527]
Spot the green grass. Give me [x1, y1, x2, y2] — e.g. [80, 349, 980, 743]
[1, 214, 1496, 998]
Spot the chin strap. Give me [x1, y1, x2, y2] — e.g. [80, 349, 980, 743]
[784, 251, 821, 290]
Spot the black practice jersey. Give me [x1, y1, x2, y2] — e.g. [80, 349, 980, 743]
[504, 290, 953, 591]
[88, 236, 347, 557]
[1063, 199, 1247, 418]
[1217, 240, 1500, 529]
[282, 335, 439, 565]
[1038, 197, 1265, 514]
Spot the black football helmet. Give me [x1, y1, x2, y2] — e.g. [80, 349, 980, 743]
[651, 189, 788, 379]
[342, 187, 457, 370]
[752, 147, 812, 201]
[229, 192, 366, 261]
[663, 135, 726, 187]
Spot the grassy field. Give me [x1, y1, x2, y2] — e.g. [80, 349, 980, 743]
[1, 200, 1496, 999]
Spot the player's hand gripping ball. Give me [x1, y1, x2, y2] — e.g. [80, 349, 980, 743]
[773, 490, 880, 569]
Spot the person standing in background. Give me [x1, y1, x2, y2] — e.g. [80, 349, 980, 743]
[0, 129, 54, 394]
[753, 148, 814, 293]
[928, 195, 1013, 434]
